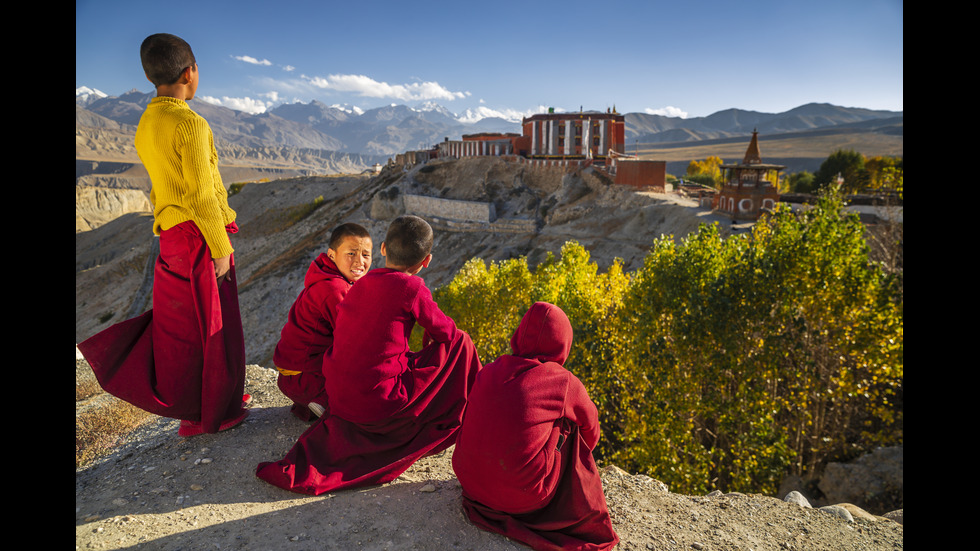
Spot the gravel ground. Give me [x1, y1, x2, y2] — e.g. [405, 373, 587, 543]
[75, 364, 903, 551]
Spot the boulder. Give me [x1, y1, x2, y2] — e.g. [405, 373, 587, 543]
[818, 446, 903, 514]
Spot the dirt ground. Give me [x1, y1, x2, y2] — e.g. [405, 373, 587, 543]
[75, 364, 903, 551]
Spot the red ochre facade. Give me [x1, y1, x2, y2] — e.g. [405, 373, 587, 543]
[613, 159, 666, 190]
[522, 110, 625, 161]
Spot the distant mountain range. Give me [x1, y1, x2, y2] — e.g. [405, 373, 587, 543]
[76, 88, 902, 159]
[76, 89, 519, 157]
[624, 104, 903, 144]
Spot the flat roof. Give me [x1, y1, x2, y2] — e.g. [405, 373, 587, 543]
[524, 111, 623, 122]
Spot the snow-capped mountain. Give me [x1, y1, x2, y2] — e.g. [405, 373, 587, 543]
[76, 86, 108, 107]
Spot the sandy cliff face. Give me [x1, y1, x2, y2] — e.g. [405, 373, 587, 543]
[76, 186, 153, 233]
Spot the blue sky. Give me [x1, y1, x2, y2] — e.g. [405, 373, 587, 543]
[76, 0, 903, 121]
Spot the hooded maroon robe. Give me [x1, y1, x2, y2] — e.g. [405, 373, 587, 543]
[255, 268, 482, 495]
[77, 221, 247, 434]
[273, 253, 352, 420]
[451, 302, 619, 551]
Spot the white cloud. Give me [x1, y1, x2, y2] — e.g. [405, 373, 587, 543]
[282, 65, 295, 72]
[305, 73, 466, 102]
[233, 55, 273, 66]
[254, 76, 313, 97]
[644, 106, 688, 118]
[198, 95, 271, 115]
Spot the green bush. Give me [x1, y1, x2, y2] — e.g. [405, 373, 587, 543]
[228, 182, 247, 196]
[437, 188, 902, 495]
[283, 195, 327, 226]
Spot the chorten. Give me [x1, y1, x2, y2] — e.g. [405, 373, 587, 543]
[713, 130, 785, 220]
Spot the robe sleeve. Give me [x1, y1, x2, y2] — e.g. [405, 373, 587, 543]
[411, 283, 457, 345]
[317, 281, 347, 332]
[563, 373, 600, 450]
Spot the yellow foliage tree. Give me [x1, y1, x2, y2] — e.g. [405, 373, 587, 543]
[686, 155, 725, 185]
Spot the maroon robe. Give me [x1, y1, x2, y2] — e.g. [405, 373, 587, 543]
[255, 268, 482, 495]
[452, 302, 619, 551]
[77, 221, 247, 434]
[273, 253, 351, 420]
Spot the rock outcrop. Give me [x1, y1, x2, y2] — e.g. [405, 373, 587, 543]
[819, 446, 904, 514]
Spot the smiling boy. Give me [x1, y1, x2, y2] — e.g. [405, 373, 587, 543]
[273, 223, 373, 420]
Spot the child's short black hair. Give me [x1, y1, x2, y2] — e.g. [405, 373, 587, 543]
[328, 222, 371, 250]
[384, 215, 433, 267]
[140, 33, 196, 87]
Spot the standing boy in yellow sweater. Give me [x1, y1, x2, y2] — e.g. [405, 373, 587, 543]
[78, 33, 248, 437]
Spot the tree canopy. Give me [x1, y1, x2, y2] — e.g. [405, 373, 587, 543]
[686, 156, 725, 187]
[814, 149, 869, 193]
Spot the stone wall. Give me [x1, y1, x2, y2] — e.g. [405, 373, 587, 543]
[372, 192, 535, 234]
[403, 194, 496, 223]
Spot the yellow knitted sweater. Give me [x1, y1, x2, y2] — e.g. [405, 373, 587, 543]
[135, 96, 235, 259]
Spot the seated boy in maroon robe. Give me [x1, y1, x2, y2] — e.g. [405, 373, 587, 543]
[256, 215, 482, 495]
[273, 223, 372, 421]
[452, 302, 619, 551]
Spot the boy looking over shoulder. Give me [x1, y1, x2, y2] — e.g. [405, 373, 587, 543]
[78, 33, 248, 437]
[273, 223, 372, 421]
[256, 215, 483, 495]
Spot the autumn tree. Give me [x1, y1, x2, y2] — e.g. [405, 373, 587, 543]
[814, 149, 869, 193]
[865, 156, 904, 196]
[606, 190, 901, 493]
[686, 155, 725, 186]
[786, 171, 816, 193]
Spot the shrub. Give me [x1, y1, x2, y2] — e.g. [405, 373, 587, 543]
[284, 195, 326, 225]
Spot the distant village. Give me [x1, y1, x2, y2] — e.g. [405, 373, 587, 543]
[385, 107, 787, 222]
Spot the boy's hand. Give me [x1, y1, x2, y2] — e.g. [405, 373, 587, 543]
[214, 254, 231, 284]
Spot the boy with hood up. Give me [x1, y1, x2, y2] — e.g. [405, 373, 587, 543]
[452, 302, 619, 551]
